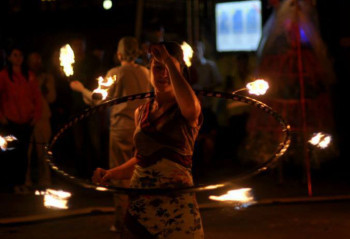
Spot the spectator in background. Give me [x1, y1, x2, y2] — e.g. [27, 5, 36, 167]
[91, 41, 110, 75]
[25, 51, 56, 190]
[70, 36, 152, 235]
[69, 34, 107, 178]
[146, 19, 165, 43]
[48, 47, 72, 135]
[135, 37, 152, 68]
[69, 34, 106, 111]
[0, 45, 42, 194]
[136, 19, 165, 68]
[190, 41, 223, 178]
[191, 41, 223, 92]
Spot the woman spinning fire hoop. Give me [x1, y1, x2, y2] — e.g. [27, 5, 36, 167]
[92, 42, 204, 238]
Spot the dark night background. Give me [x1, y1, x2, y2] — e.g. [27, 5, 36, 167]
[0, 0, 349, 190]
[1, 1, 350, 238]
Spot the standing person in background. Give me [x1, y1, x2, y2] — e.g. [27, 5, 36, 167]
[136, 19, 165, 68]
[0, 45, 42, 194]
[91, 42, 110, 73]
[190, 41, 223, 179]
[69, 34, 106, 178]
[70, 36, 152, 235]
[48, 48, 73, 135]
[146, 19, 165, 44]
[191, 41, 223, 92]
[226, 53, 252, 158]
[25, 51, 56, 190]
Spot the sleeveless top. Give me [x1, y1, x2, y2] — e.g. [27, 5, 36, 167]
[134, 99, 202, 168]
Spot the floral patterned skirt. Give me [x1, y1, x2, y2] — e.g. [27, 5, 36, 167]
[127, 158, 204, 239]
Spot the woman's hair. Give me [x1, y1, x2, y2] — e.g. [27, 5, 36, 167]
[5, 46, 29, 82]
[152, 41, 190, 82]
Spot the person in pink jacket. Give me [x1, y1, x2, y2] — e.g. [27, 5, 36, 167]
[0, 45, 42, 194]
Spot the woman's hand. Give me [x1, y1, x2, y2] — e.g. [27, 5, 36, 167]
[70, 80, 85, 93]
[149, 44, 172, 64]
[92, 168, 113, 185]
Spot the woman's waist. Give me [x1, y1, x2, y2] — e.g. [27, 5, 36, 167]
[134, 132, 194, 158]
[130, 157, 194, 189]
[136, 148, 193, 169]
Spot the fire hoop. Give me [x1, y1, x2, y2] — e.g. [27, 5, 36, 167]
[45, 90, 291, 195]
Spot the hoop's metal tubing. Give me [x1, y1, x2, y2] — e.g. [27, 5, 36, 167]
[45, 90, 291, 195]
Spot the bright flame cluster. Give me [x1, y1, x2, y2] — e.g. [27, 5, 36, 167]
[35, 189, 72, 209]
[181, 41, 194, 67]
[246, 79, 269, 96]
[309, 132, 332, 149]
[92, 75, 117, 100]
[0, 135, 17, 151]
[59, 44, 75, 77]
[209, 188, 254, 203]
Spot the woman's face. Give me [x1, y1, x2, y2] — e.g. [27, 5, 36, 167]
[150, 58, 181, 93]
[151, 59, 171, 92]
[8, 49, 24, 67]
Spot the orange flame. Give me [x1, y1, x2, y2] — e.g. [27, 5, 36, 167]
[181, 41, 194, 67]
[246, 79, 269, 96]
[209, 188, 255, 203]
[92, 75, 117, 100]
[309, 132, 332, 149]
[0, 135, 17, 151]
[59, 44, 75, 77]
[35, 189, 72, 209]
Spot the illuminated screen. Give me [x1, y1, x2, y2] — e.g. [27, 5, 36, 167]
[215, 1, 262, 52]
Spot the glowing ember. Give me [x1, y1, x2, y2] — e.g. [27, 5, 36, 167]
[209, 188, 254, 203]
[59, 44, 75, 77]
[92, 75, 117, 100]
[309, 132, 332, 149]
[246, 79, 269, 96]
[0, 135, 17, 151]
[96, 186, 108, 191]
[35, 189, 72, 209]
[181, 41, 194, 67]
[203, 184, 225, 190]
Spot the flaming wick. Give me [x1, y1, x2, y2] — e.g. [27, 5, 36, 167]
[0, 135, 18, 151]
[92, 75, 117, 100]
[35, 188, 72, 209]
[232, 79, 269, 96]
[181, 41, 194, 67]
[308, 132, 332, 149]
[59, 44, 75, 78]
[209, 188, 255, 203]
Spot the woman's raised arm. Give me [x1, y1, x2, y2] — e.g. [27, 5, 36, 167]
[150, 45, 201, 126]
